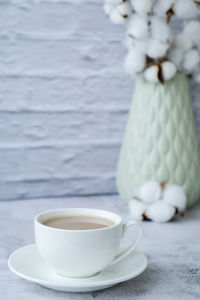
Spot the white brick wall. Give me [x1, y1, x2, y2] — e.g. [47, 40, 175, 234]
[0, 0, 200, 200]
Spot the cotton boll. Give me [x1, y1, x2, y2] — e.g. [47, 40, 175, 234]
[162, 61, 177, 81]
[105, 0, 132, 24]
[104, 0, 122, 16]
[147, 40, 169, 58]
[183, 49, 200, 72]
[118, 1, 132, 17]
[144, 62, 176, 83]
[184, 21, 200, 47]
[125, 35, 148, 53]
[174, 0, 199, 18]
[144, 65, 159, 83]
[109, 9, 127, 24]
[168, 48, 184, 69]
[133, 38, 149, 53]
[138, 181, 162, 204]
[174, 33, 192, 52]
[124, 48, 146, 76]
[154, 0, 175, 17]
[124, 35, 148, 52]
[129, 199, 146, 221]
[163, 184, 187, 212]
[146, 201, 176, 222]
[130, 0, 152, 16]
[151, 17, 173, 43]
[127, 15, 149, 39]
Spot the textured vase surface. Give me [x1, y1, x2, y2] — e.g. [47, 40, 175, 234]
[117, 73, 200, 207]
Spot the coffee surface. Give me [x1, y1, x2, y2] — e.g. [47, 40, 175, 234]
[42, 215, 115, 230]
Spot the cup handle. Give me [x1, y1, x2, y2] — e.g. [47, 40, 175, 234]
[109, 220, 143, 266]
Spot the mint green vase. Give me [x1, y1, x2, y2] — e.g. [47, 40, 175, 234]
[117, 73, 200, 207]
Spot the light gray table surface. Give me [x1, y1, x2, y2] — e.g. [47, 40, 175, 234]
[1, 196, 200, 300]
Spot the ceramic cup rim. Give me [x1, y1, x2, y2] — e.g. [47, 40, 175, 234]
[34, 208, 122, 233]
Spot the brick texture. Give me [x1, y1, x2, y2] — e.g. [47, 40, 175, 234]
[0, 0, 200, 200]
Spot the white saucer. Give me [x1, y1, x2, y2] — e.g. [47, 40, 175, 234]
[8, 244, 147, 292]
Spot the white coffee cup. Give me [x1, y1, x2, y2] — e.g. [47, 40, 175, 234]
[35, 208, 143, 278]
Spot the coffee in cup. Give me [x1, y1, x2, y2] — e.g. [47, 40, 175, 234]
[35, 208, 143, 278]
[42, 215, 115, 230]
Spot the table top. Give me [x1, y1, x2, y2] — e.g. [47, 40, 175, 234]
[1, 196, 200, 300]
